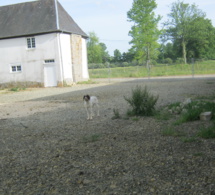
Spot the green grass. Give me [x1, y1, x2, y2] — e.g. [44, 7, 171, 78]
[161, 127, 186, 137]
[181, 136, 197, 143]
[89, 60, 215, 78]
[168, 102, 181, 109]
[155, 110, 172, 120]
[82, 134, 101, 143]
[160, 95, 215, 140]
[175, 101, 215, 125]
[193, 152, 203, 157]
[198, 126, 215, 139]
[111, 108, 121, 120]
[77, 80, 98, 84]
[9, 87, 26, 92]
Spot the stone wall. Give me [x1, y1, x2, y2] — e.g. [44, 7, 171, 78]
[70, 34, 83, 82]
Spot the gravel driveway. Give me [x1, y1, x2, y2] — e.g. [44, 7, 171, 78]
[0, 77, 215, 194]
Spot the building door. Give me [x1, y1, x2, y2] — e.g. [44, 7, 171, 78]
[44, 64, 57, 87]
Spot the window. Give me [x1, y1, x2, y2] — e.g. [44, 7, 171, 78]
[44, 59, 55, 63]
[11, 65, 22, 73]
[27, 37, 36, 48]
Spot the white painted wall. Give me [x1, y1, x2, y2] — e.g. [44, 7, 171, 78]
[0, 32, 88, 86]
[0, 33, 60, 85]
[58, 33, 73, 85]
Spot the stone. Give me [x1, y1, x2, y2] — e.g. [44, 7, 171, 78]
[200, 112, 212, 121]
[181, 98, 192, 108]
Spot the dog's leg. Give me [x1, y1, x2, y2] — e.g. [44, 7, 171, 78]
[86, 107, 90, 120]
[90, 106, 93, 119]
[96, 103, 100, 116]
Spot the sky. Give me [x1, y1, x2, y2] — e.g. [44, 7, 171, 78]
[0, 0, 214, 56]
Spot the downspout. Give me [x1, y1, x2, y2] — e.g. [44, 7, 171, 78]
[55, 0, 59, 29]
[55, 0, 64, 86]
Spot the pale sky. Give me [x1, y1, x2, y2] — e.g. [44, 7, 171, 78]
[0, 0, 214, 55]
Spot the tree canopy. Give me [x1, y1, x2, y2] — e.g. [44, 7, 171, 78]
[164, 1, 206, 63]
[127, 0, 161, 63]
[87, 0, 215, 67]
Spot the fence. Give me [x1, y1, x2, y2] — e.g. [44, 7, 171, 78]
[89, 59, 215, 81]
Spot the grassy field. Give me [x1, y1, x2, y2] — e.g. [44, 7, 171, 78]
[89, 60, 215, 78]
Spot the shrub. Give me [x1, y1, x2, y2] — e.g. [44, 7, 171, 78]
[175, 58, 184, 64]
[124, 85, 159, 116]
[164, 58, 173, 64]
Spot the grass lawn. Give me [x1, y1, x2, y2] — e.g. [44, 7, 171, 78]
[89, 60, 215, 78]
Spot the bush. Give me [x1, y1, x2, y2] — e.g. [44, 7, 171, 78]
[164, 58, 173, 64]
[124, 85, 159, 116]
[175, 58, 184, 64]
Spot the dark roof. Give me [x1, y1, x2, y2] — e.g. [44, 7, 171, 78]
[0, 0, 88, 39]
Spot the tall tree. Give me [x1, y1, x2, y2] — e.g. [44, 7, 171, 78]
[165, 1, 205, 64]
[113, 49, 122, 62]
[87, 32, 102, 63]
[99, 43, 110, 63]
[186, 17, 215, 59]
[122, 50, 135, 62]
[127, 0, 161, 65]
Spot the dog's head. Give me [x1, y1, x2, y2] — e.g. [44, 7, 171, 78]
[83, 95, 90, 101]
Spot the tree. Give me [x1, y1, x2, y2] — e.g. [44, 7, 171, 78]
[165, 1, 205, 64]
[186, 17, 215, 59]
[113, 49, 122, 62]
[99, 43, 110, 63]
[127, 0, 161, 65]
[87, 32, 102, 63]
[122, 50, 135, 62]
[158, 42, 176, 63]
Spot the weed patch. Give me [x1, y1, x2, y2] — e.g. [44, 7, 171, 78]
[155, 110, 172, 120]
[161, 127, 185, 137]
[181, 136, 197, 143]
[176, 101, 215, 124]
[82, 134, 101, 143]
[10, 87, 26, 92]
[198, 126, 215, 139]
[111, 109, 121, 120]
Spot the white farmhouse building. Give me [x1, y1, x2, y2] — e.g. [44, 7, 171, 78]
[0, 0, 89, 87]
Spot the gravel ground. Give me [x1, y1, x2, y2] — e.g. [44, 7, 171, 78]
[0, 77, 215, 195]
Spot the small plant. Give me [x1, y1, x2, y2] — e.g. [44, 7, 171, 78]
[161, 127, 175, 136]
[9, 87, 26, 92]
[193, 152, 203, 157]
[161, 127, 185, 137]
[83, 134, 101, 143]
[10, 87, 19, 92]
[155, 110, 172, 120]
[181, 136, 197, 143]
[124, 85, 158, 116]
[111, 108, 121, 120]
[168, 102, 181, 109]
[132, 117, 139, 121]
[198, 126, 215, 139]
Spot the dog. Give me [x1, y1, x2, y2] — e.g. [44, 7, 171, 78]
[83, 95, 100, 120]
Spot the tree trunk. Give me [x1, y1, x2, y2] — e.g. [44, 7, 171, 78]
[146, 43, 150, 69]
[182, 39, 187, 64]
